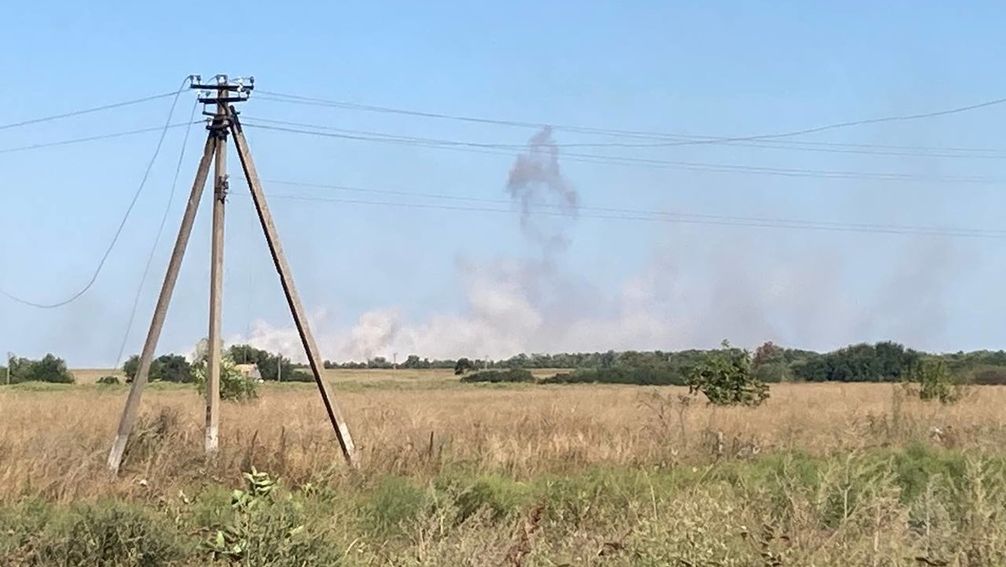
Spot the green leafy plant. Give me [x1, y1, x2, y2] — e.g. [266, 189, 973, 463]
[687, 341, 769, 407]
[201, 469, 339, 565]
[192, 352, 258, 402]
[96, 375, 120, 385]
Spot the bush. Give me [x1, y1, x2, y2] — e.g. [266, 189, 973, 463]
[96, 375, 121, 385]
[907, 359, 965, 404]
[202, 469, 342, 565]
[971, 365, 1006, 385]
[687, 343, 769, 407]
[193, 356, 258, 402]
[543, 366, 687, 386]
[0, 500, 186, 566]
[460, 369, 535, 383]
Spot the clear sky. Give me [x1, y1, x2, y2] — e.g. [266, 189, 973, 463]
[3, 2, 1006, 366]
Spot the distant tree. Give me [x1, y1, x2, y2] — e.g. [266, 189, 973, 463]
[367, 356, 393, 370]
[157, 354, 193, 383]
[752, 341, 791, 383]
[600, 350, 616, 369]
[8, 354, 74, 384]
[454, 357, 477, 375]
[122, 353, 192, 383]
[400, 354, 433, 369]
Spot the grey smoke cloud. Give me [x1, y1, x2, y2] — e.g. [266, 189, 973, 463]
[506, 126, 579, 259]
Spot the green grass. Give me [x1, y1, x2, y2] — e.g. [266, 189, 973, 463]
[4, 445, 1004, 565]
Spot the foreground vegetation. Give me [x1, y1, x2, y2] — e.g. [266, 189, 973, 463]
[4, 379, 1006, 564]
[4, 447, 1006, 566]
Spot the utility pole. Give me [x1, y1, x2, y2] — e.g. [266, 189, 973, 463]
[107, 75, 359, 473]
[205, 80, 229, 454]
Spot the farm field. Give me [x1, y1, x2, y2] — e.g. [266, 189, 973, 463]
[3, 378, 1006, 565]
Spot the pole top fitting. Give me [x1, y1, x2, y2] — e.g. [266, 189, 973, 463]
[191, 74, 255, 105]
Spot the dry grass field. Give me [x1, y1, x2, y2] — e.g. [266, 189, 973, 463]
[4, 377, 1006, 565]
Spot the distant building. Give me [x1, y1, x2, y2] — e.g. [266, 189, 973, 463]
[234, 363, 262, 382]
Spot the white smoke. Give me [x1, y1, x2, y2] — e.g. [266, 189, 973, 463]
[227, 127, 965, 363]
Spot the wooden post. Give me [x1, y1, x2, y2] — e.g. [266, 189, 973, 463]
[205, 109, 228, 454]
[228, 108, 359, 468]
[107, 135, 217, 473]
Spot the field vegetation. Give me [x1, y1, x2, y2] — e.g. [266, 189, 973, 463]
[4, 364, 1006, 565]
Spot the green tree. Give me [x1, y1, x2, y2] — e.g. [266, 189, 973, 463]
[8, 354, 74, 384]
[454, 357, 477, 375]
[122, 354, 192, 383]
[687, 342, 768, 407]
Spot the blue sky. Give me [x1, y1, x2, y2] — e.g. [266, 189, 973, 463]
[3, 2, 1006, 366]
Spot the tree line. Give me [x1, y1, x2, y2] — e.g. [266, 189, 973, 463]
[6, 341, 1006, 386]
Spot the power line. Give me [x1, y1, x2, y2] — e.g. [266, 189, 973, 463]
[256, 89, 1006, 149]
[262, 192, 1006, 239]
[0, 91, 180, 132]
[0, 122, 200, 155]
[241, 120, 1002, 184]
[0, 82, 190, 309]
[239, 178, 1006, 240]
[114, 99, 200, 367]
[243, 113, 1006, 159]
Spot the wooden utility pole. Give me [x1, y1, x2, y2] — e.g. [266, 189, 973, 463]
[230, 110, 359, 467]
[107, 75, 360, 473]
[205, 95, 228, 454]
[107, 134, 217, 472]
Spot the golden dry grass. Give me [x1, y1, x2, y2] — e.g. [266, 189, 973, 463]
[2, 378, 1005, 503]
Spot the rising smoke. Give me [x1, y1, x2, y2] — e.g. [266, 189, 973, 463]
[227, 127, 966, 363]
[505, 126, 579, 260]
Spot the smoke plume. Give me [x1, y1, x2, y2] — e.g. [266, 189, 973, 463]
[506, 126, 579, 259]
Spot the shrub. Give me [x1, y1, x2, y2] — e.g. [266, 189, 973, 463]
[970, 365, 1006, 385]
[202, 469, 342, 565]
[96, 375, 121, 385]
[460, 369, 535, 383]
[26, 501, 185, 566]
[193, 356, 258, 402]
[687, 342, 769, 407]
[543, 366, 687, 386]
[907, 359, 965, 404]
